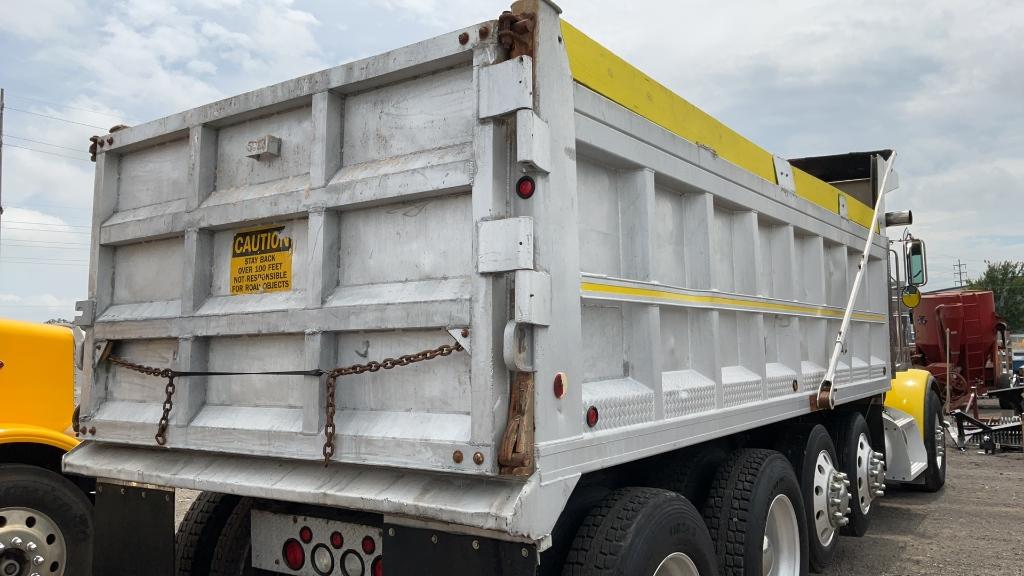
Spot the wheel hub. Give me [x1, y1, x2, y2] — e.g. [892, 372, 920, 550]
[854, 434, 885, 514]
[811, 450, 851, 547]
[761, 494, 800, 576]
[0, 507, 67, 576]
[653, 552, 702, 576]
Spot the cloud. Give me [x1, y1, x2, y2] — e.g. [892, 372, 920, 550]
[1, 0, 1020, 320]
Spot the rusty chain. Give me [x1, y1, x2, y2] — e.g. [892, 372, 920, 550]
[321, 342, 463, 464]
[107, 355, 177, 445]
[105, 340, 464, 463]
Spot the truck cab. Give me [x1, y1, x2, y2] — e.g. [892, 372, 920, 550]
[0, 318, 93, 576]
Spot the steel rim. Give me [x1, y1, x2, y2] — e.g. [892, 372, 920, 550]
[934, 418, 945, 470]
[0, 507, 67, 576]
[855, 432, 873, 514]
[653, 552, 702, 576]
[811, 451, 837, 546]
[762, 494, 800, 576]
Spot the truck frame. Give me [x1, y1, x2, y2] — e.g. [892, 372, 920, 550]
[67, 2, 943, 575]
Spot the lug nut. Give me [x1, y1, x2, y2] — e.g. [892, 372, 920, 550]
[0, 542, 5, 552]
[33, 555, 45, 566]
[11, 537, 23, 547]
[830, 498, 842, 505]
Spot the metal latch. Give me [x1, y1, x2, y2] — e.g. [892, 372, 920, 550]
[246, 135, 281, 160]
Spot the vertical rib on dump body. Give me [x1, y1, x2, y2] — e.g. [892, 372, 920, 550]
[67, 0, 892, 542]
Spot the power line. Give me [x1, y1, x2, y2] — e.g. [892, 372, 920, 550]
[1, 225, 91, 235]
[5, 107, 107, 130]
[4, 219, 92, 229]
[4, 93, 132, 123]
[0, 303, 76, 308]
[5, 239, 90, 247]
[2, 143, 92, 162]
[3, 255, 88, 263]
[6, 135, 87, 153]
[1, 259, 88, 267]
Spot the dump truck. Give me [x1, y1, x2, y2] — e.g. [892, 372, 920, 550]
[67, 2, 946, 575]
[0, 319, 93, 576]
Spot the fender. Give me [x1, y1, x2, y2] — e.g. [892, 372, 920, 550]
[0, 422, 79, 453]
[885, 368, 935, 440]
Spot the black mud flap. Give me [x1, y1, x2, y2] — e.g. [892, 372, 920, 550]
[385, 523, 537, 575]
[93, 482, 174, 576]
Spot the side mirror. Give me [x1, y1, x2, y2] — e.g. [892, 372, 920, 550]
[905, 239, 928, 287]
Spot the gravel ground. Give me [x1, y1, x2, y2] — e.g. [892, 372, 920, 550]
[173, 423, 1024, 575]
[826, 444, 1024, 576]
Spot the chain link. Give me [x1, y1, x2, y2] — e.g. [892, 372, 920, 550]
[106, 340, 464, 461]
[321, 342, 462, 464]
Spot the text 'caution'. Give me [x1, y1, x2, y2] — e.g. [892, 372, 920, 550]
[230, 226, 293, 295]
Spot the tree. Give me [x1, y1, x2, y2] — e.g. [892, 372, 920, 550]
[968, 260, 1024, 331]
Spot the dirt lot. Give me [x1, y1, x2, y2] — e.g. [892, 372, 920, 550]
[174, 431, 1024, 575]
[826, 446, 1024, 575]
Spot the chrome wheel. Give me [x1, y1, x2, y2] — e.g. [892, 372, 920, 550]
[0, 507, 67, 576]
[811, 450, 850, 547]
[762, 494, 800, 576]
[934, 420, 946, 470]
[653, 552, 702, 576]
[854, 433, 874, 514]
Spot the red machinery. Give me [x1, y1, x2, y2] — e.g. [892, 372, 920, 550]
[912, 290, 1011, 412]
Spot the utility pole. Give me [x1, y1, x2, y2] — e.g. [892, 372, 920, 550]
[953, 259, 968, 288]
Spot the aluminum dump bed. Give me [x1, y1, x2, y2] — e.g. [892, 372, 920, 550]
[68, 0, 892, 540]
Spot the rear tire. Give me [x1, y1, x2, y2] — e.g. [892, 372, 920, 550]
[776, 425, 842, 573]
[641, 444, 727, 509]
[830, 412, 875, 537]
[562, 487, 718, 575]
[703, 449, 808, 576]
[920, 389, 947, 492]
[208, 498, 273, 576]
[175, 492, 241, 576]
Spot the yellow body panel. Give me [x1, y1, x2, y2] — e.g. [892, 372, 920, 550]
[886, 368, 934, 440]
[0, 318, 77, 448]
[0, 422, 78, 452]
[560, 21, 876, 230]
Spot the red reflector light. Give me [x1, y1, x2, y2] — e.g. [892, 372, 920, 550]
[371, 556, 383, 576]
[553, 372, 567, 399]
[586, 406, 599, 428]
[516, 175, 536, 199]
[282, 538, 305, 571]
[299, 526, 313, 543]
[361, 535, 376, 555]
[330, 531, 344, 549]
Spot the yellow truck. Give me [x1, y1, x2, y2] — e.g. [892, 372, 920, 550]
[0, 318, 92, 576]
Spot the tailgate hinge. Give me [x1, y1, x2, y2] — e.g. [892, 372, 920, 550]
[497, 10, 536, 59]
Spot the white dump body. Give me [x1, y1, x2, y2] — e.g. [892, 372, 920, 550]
[68, 1, 892, 541]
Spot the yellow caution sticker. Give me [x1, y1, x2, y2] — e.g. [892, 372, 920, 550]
[229, 226, 293, 295]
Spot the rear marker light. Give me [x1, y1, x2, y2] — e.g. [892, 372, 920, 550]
[330, 531, 344, 549]
[282, 538, 305, 571]
[299, 525, 313, 544]
[312, 544, 334, 575]
[361, 535, 376, 555]
[553, 372, 567, 399]
[341, 550, 364, 576]
[586, 406, 599, 428]
[371, 556, 383, 576]
[516, 175, 536, 199]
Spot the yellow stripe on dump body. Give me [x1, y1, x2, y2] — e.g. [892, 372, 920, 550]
[560, 20, 876, 231]
[581, 281, 886, 323]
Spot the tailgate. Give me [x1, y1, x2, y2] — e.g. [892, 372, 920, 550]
[77, 22, 525, 476]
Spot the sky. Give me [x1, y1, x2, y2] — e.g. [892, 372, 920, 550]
[0, 0, 1021, 322]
